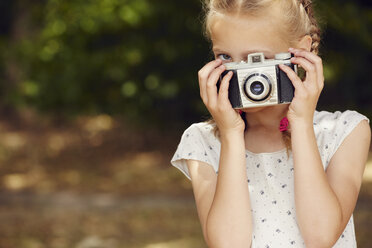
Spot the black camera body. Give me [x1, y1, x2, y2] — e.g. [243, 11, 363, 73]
[218, 52, 297, 109]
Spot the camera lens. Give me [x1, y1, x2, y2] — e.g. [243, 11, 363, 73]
[243, 73, 272, 102]
[250, 81, 264, 95]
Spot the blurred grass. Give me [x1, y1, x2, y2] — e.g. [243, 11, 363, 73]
[0, 110, 371, 248]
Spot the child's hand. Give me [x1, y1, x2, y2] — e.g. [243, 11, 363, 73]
[198, 59, 245, 136]
[279, 48, 324, 125]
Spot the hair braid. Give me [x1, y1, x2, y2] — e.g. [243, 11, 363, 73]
[282, 130, 291, 157]
[299, 0, 321, 54]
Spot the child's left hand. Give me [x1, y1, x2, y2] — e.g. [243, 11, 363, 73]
[278, 48, 324, 125]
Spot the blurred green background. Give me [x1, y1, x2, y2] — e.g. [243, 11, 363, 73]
[0, 0, 371, 247]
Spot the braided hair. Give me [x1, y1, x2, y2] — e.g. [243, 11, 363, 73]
[298, 0, 321, 54]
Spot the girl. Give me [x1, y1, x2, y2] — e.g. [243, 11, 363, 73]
[171, 0, 371, 247]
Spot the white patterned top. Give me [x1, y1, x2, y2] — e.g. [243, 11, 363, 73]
[171, 110, 369, 248]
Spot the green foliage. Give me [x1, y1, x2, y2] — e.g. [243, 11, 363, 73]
[0, 0, 371, 126]
[0, 0, 210, 126]
[315, 1, 372, 117]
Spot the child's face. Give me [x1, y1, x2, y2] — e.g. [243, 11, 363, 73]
[210, 14, 290, 63]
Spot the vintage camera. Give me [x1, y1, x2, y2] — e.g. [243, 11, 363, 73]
[217, 52, 297, 109]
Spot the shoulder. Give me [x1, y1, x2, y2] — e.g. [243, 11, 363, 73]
[313, 110, 369, 139]
[313, 110, 370, 168]
[180, 121, 218, 145]
[183, 121, 216, 135]
[314, 110, 369, 128]
[171, 121, 221, 180]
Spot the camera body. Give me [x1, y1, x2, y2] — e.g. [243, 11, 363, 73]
[218, 52, 297, 109]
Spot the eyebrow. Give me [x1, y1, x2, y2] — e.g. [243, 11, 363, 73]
[212, 47, 274, 57]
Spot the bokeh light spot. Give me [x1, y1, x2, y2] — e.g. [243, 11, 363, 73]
[3, 174, 28, 191]
[80, 18, 97, 33]
[363, 160, 372, 182]
[40, 39, 60, 61]
[51, 20, 67, 36]
[126, 49, 142, 65]
[323, 64, 336, 82]
[84, 115, 114, 133]
[121, 81, 137, 97]
[22, 80, 40, 97]
[2, 132, 26, 150]
[145, 75, 160, 90]
[160, 82, 178, 98]
[120, 6, 140, 26]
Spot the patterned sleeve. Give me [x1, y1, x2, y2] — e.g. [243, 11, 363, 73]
[323, 110, 369, 169]
[170, 123, 219, 180]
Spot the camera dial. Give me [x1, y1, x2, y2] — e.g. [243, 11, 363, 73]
[275, 52, 292, 60]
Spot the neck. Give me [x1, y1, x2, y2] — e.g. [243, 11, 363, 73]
[244, 104, 289, 131]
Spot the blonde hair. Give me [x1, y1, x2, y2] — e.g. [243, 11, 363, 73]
[203, 0, 321, 153]
[203, 0, 321, 53]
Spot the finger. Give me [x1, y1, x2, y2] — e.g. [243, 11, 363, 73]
[289, 48, 321, 64]
[290, 57, 317, 89]
[218, 71, 233, 105]
[236, 109, 242, 115]
[198, 59, 222, 83]
[278, 64, 304, 91]
[206, 64, 226, 108]
[289, 48, 324, 87]
[198, 59, 222, 102]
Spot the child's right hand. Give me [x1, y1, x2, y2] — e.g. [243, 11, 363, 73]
[198, 59, 245, 136]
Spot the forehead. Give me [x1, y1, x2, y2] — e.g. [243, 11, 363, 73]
[210, 14, 289, 54]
